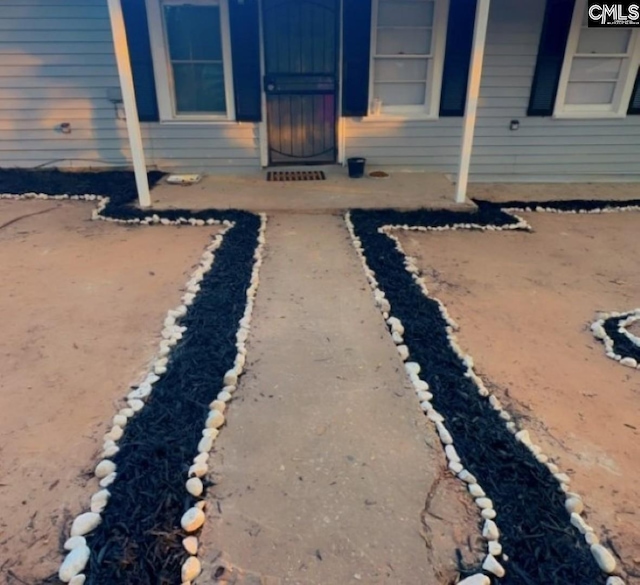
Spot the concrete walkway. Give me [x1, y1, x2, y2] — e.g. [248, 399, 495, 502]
[200, 214, 475, 584]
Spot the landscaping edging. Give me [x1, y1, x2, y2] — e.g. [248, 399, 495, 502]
[347, 203, 634, 585]
[592, 310, 640, 369]
[1, 176, 265, 584]
[474, 197, 640, 215]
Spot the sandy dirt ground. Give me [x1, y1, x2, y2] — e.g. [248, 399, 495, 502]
[200, 215, 481, 585]
[399, 211, 640, 583]
[0, 201, 214, 583]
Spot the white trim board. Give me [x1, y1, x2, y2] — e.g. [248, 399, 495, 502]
[257, 0, 269, 167]
[337, 0, 346, 165]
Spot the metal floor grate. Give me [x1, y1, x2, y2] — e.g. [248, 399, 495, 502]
[266, 170, 326, 182]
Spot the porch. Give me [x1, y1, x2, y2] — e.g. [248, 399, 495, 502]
[106, 0, 492, 208]
[150, 168, 461, 212]
[149, 169, 640, 213]
[101, 0, 640, 209]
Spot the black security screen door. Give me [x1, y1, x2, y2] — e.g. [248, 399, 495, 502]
[262, 0, 338, 165]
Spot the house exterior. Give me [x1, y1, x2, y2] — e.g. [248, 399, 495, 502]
[2, 0, 640, 204]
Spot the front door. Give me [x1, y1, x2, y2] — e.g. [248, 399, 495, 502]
[262, 0, 338, 165]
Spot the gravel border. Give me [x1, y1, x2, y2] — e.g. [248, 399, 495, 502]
[347, 202, 635, 585]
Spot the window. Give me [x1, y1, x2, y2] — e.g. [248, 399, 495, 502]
[555, 0, 640, 118]
[369, 0, 449, 118]
[146, 0, 235, 122]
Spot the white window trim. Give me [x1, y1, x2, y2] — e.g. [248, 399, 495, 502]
[145, 0, 236, 123]
[554, 0, 640, 119]
[366, 0, 449, 121]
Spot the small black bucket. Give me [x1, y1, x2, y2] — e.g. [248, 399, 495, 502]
[347, 157, 366, 178]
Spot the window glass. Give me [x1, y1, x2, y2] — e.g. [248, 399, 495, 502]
[570, 57, 623, 81]
[374, 81, 427, 106]
[173, 63, 226, 112]
[374, 59, 429, 82]
[164, 4, 226, 114]
[376, 29, 432, 55]
[378, 0, 434, 26]
[577, 29, 630, 54]
[566, 81, 616, 104]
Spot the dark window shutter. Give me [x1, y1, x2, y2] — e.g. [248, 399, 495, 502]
[527, 0, 575, 116]
[121, 0, 159, 122]
[229, 0, 262, 122]
[439, 0, 477, 117]
[628, 67, 640, 114]
[342, 0, 372, 117]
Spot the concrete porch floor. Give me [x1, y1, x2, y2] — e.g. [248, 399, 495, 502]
[150, 167, 466, 213]
[149, 166, 640, 213]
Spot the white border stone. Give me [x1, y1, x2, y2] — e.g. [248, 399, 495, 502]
[591, 310, 640, 369]
[178, 213, 267, 584]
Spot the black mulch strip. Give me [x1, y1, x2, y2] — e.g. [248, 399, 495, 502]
[474, 197, 640, 213]
[0, 168, 166, 204]
[602, 314, 640, 362]
[350, 206, 607, 585]
[84, 206, 260, 585]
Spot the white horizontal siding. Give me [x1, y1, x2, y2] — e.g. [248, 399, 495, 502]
[344, 118, 463, 173]
[0, 0, 259, 173]
[345, 0, 640, 180]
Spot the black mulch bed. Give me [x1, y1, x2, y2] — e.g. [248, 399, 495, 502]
[0, 168, 166, 204]
[350, 206, 610, 585]
[602, 313, 640, 363]
[474, 197, 640, 213]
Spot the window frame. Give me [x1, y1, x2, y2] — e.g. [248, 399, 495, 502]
[554, 0, 640, 119]
[367, 0, 449, 120]
[146, 0, 236, 123]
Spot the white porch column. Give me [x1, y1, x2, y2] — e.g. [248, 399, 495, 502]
[455, 0, 491, 203]
[107, 0, 151, 208]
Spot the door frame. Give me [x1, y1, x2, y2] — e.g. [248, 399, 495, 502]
[257, 0, 345, 167]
